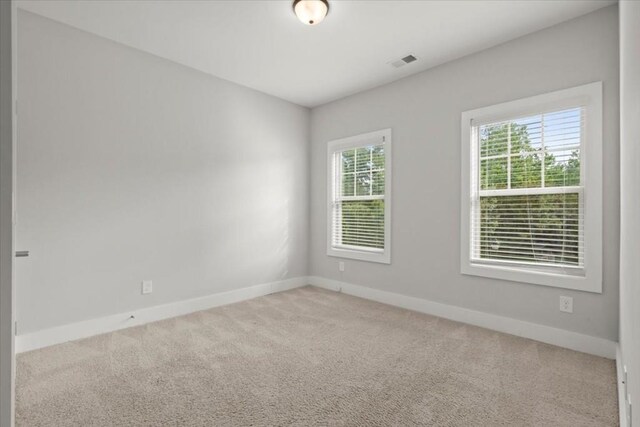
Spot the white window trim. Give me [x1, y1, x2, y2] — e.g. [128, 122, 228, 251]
[460, 82, 603, 293]
[327, 129, 392, 264]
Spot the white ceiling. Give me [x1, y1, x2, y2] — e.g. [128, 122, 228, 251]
[17, 0, 615, 108]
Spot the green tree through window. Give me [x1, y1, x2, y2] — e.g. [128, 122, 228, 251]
[336, 145, 385, 249]
[478, 108, 582, 267]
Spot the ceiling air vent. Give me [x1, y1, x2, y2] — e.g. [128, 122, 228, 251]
[389, 54, 418, 69]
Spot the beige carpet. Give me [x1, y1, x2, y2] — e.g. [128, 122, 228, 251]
[16, 286, 618, 426]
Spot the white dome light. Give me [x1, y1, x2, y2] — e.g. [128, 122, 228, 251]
[293, 0, 329, 26]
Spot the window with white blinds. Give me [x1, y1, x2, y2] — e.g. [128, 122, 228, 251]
[461, 83, 602, 292]
[473, 108, 584, 269]
[327, 129, 391, 264]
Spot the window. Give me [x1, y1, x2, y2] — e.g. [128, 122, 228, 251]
[327, 129, 391, 264]
[461, 83, 602, 292]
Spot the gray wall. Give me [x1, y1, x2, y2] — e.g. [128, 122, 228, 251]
[17, 11, 309, 334]
[310, 6, 619, 341]
[619, 0, 640, 418]
[0, 1, 15, 425]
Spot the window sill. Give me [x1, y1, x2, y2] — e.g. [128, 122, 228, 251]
[327, 246, 390, 264]
[461, 261, 601, 293]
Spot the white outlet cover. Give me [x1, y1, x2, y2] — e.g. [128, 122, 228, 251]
[559, 296, 573, 313]
[142, 280, 153, 295]
[339, 262, 345, 272]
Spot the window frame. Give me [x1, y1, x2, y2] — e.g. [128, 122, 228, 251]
[460, 82, 602, 293]
[327, 129, 392, 264]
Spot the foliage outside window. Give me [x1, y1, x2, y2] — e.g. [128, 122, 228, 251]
[327, 129, 391, 264]
[475, 108, 583, 268]
[461, 82, 603, 292]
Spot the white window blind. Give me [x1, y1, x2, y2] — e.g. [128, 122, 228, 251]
[471, 107, 584, 271]
[327, 129, 391, 264]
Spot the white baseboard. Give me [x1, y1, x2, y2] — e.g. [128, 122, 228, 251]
[18, 275, 617, 360]
[308, 276, 617, 359]
[617, 345, 629, 426]
[16, 277, 307, 353]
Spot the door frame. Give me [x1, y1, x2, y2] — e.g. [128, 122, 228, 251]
[0, 1, 16, 425]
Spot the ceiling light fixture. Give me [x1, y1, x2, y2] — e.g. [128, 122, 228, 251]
[293, 0, 329, 26]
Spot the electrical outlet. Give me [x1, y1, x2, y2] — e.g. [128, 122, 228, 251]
[559, 296, 573, 313]
[142, 280, 153, 295]
[339, 261, 345, 272]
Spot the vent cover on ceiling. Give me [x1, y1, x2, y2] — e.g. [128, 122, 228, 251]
[389, 54, 418, 69]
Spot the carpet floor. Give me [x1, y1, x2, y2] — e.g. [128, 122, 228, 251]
[16, 286, 618, 426]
